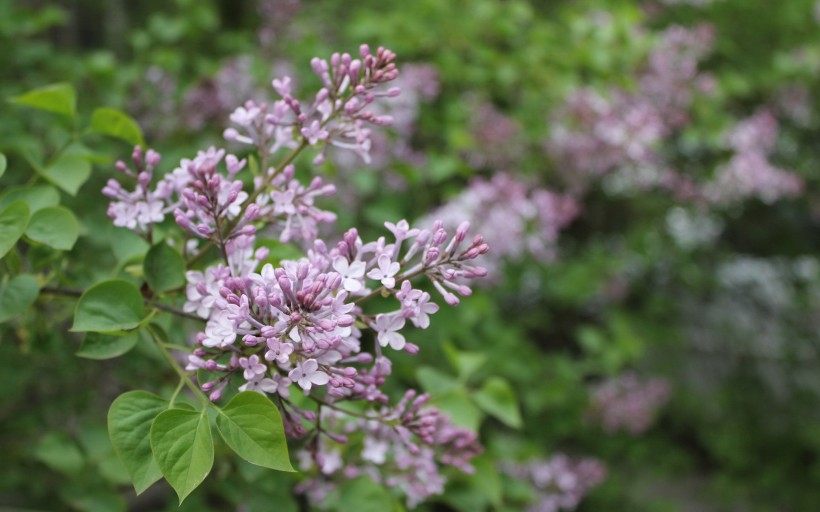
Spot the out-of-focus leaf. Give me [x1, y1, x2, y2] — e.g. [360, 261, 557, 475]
[25, 206, 79, 250]
[0, 274, 40, 323]
[33, 432, 84, 474]
[91, 107, 144, 146]
[0, 200, 29, 258]
[144, 242, 185, 293]
[39, 153, 91, 196]
[472, 377, 522, 429]
[9, 82, 76, 117]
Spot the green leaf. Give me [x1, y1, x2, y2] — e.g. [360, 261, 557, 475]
[91, 107, 144, 146]
[71, 279, 145, 332]
[215, 391, 294, 472]
[444, 344, 487, 381]
[0, 200, 30, 258]
[336, 476, 400, 512]
[25, 206, 79, 251]
[39, 153, 92, 195]
[433, 390, 483, 432]
[472, 377, 522, 429]
[0, 152, 6, 179]
[33, 432, 85, 474]
[0, 274, 40, 323]
[144, 242, 185, 294]
[9, 82, 76, 117]
[108, 391, 169, 494]
[77, 331, 140, 359]
[416, 366, 460, 395]
[150, 408, 214, 503]
[0, 184, 60, 213]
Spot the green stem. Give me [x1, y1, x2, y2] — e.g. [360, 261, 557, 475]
[146, 324, 209, 406]
[168, 378, 186, 407]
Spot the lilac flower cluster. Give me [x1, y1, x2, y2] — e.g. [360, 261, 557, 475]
[332, 63, 441, 186]
[424, 172, 578, 277]
[185, 218, 488, 399]
[103, 47, 489, 507]
[296, 391, 481, 508]
[704, 110, 804, 204]
[587, 372, 671, 435]
[224, 44, 400, 165]
[502, 455, 607, 512]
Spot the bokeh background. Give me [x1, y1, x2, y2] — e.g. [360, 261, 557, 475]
[2, 0, 820, 510]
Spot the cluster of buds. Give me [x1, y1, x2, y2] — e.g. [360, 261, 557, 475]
[102, 146, 165, 233]
[296, 391, 481, 508]
[225, 44, 400, 165]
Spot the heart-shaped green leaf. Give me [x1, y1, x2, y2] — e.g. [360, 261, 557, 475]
[150, 408, 214, 503]
[39, 153, 91, 196]
[71, 280, 145, 332]
[25, 206, 79, 251]
[215, 391, 294, 472]
[108, 391, 168, 494]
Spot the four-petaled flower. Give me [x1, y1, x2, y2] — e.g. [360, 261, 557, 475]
[239, 354, 267, 380]
[288, 358, 331, 391]
[367, 254, 400, 289]
[374, 313, 406, 350]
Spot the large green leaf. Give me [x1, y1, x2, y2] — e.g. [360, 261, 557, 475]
[215, 391, 294, 472]
[150, 408, 214, 503]
[108, 392, 168, 494]
[0, 152, 6, 179]
[0, 274, 40, 323]
[0, 200, 29, 258]
[40, 153, 92, 195]
[25, 206, 79, 251]
[0, 185, 60, 213]
[71, 280, 145, 332]
[9, 82, 76, 117]
[472, 377, 522, 429]
[91, 107, 144, 146]
[144, 242, 186, 294]
[77, 331, 140, 360]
